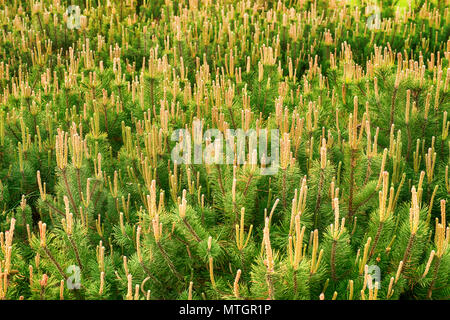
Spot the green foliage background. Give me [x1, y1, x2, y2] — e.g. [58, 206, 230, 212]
[0, 0, 448, 300]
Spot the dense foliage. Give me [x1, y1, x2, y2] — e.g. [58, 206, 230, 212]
[0, 0, 449, 300]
